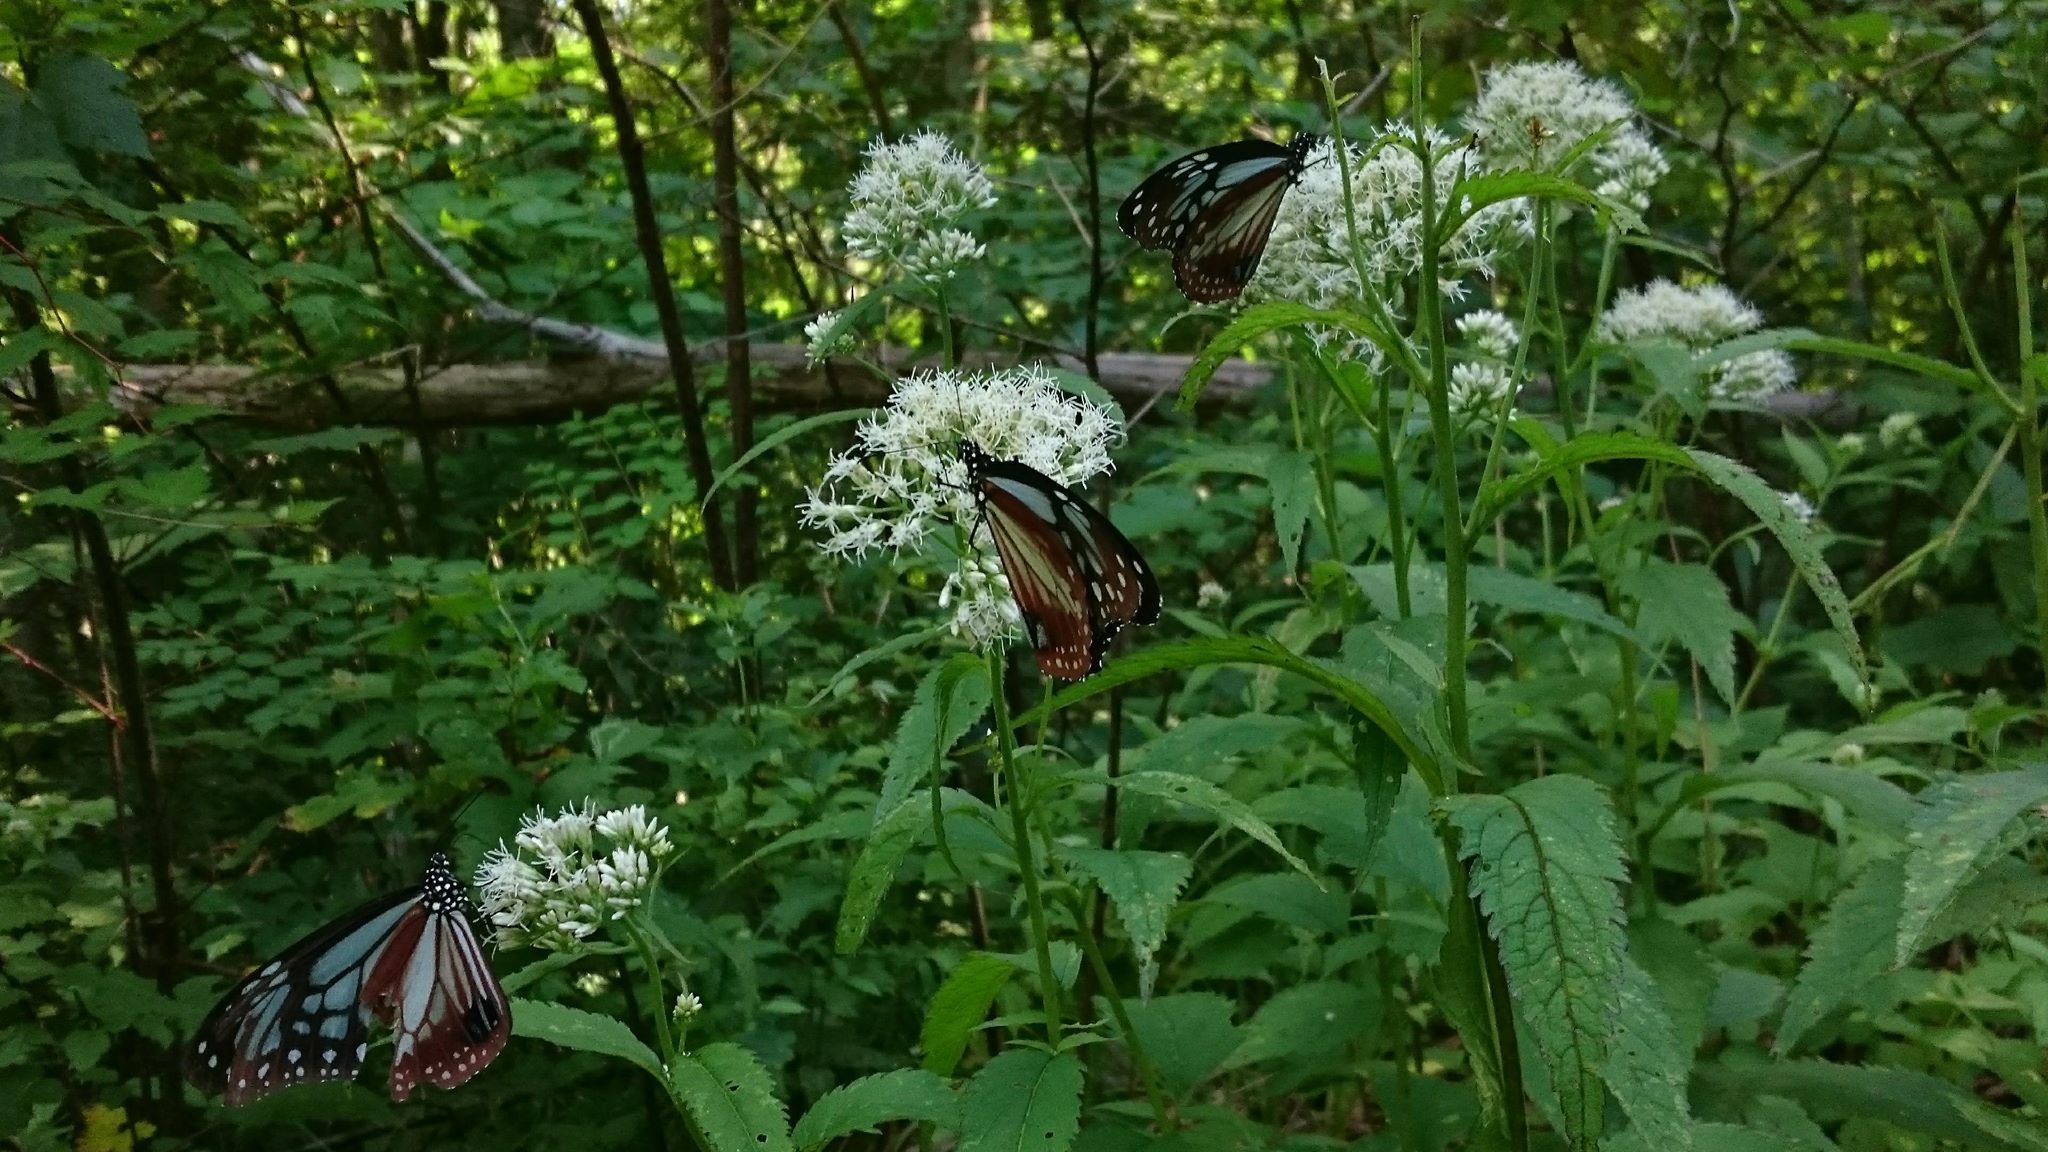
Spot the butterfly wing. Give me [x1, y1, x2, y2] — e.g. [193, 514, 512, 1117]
[1117, 139, 1296, 253]
[362, 852, 511, 1101]
[966, 443, 1161, 680]
[186, 886, 415, 1106]
[1170, 167, 1297, 302]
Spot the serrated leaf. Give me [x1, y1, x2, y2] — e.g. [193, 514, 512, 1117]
[1683, 448, 1867, 695]
[511, 998, 662, 1080]
[921, 952, 1013, 1075]
[958, 1048, 1082, 1152]
[878, 653, 990, 822]
[1445, 774, 1626, 1151]
[1117, 993, 1239, 1096]
[1268, 448, 1316, 575]
[1059, 847, 1189, 974]
[1623, 559, 1746, 705]
[1221, 980, 1376, 1068]
[1201, 871, 1348, 935]
[1177, 301, 1400, 408]
[1467, 565, 1633, 639]
[1895, 763, 2048, 964]
[35, 54, 149, 158]
[1698, 1059, 2037, 1152]
[792, 1069, 958, 1150]
[670, 1043, 794, 1152]
[838, 788, 979, 954]
[588, 717, 664, 763]
[1775, 857, 1904, 1054]
[1601, 956, 1694, 1151]
[1067, 768, 1310, 877]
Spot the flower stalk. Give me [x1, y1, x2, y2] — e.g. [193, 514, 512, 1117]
[987, 647, 1062, 1041]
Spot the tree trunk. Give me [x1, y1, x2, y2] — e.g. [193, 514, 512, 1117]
[708, 0, 758, 585]
[492, 0, 553, 58]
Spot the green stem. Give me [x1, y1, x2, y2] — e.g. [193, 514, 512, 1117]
[1061, 891, 1174, 1130]
[2010, 200, 2048, 697]
[987, 647, 1063, 1041]
[634, 926, 676, 1063]
[1375, 362, 1414, 617]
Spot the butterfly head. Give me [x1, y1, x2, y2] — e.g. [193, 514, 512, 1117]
[422, 852, 466, 913]
[958, 439, 995, 477]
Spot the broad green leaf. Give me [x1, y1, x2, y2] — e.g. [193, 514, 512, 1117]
[670, 1043, 794, 1152]
[1350, 722, 1403, 871]
[118, 464, 210, 510]
[1117, 993, 1240, 1096]
[1622, 560, 1747, 705]
[808, 623, 948, 705]
[878, 653, 990, 823]
[1683, 448, 1866, 695]
[1221, 980, 1377, 1068]
[1446, 775, 1626, 1151]
[511, 999, 662, 1080]
[837, 788, 980, 954]
[35, 54, 149, 158]
[791, 1069, 959, 1149]
[1776, 857, 1904, 1055]
[1895, 763, 2048, 964]
[1658, 759, 1917, 842]
[1697, 1059, 2039, 1152]
[1267, 448, 1316, 575]
[1472, 430, 1692, 529]
[1466, 565, 1634, 640]
[1058, 847, 1189, 975]
[589, 717, 664, 763]
[1130, 713, 1305, 775]
[1177, 301, 1401, 408]
[1066, 769, 1310, 877]
[1600, 957, 1694, 1152]
[1201, 871, 1348, 936]
[1026, 635, 1439, 793]
[958, 1048, 1083, 1152]
[921, 952, 1013, 1075]
[703, 408, 868, 508]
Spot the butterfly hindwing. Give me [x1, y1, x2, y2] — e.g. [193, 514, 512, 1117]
[186, 851, 509, 1107]
[1118, 134, 1318, 302]
[963, 441, 1160, 680]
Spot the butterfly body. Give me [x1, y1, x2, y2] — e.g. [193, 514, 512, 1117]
[962, 440, 1160, 680]
[187, 852, 509, 1107]
[1117, 134, 1320, 302]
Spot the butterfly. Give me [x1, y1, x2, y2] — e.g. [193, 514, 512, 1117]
[962, 440, 1160, 680]
[1117, 133, 1322, 303]
[186, 851, 510, 1107]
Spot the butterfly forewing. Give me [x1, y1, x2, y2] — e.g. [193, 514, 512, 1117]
[1119, 134, 1318, 302]
[186, 851, 509, 1107]
[963, 441, 1161, 680]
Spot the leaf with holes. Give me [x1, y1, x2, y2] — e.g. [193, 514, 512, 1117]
[792, 1069, 959, 1150]
[958, 1048, 1083, 1152]
[670, 1043, 794, 1152]
[1058, 846, 1189, 978]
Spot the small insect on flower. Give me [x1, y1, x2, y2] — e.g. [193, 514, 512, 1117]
[1118, 133, 1321, 302]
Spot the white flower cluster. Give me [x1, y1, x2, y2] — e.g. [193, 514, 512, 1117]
[800, 364, 1119, 646]
[1470, 61, 1669, 214]
[1448, 309, 1521, 414]
[1778, 489, 1819, 525]
[842, 131, 995, 281]
[803, 311, 855, 363]
[1594, 279, 1796, 400]
[474, 802, 675, 952]
[1249, 127, 1528, 362]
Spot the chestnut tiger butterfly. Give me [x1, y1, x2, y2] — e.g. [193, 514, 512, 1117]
[186, 851, 510, 1107]
[961, 439, 1160, 680]
[1117, 133, 1321, 302]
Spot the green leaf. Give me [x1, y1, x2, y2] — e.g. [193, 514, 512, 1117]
[1472, 430, 1692, 529]
[1445, 775, 1626, 1151]
[1622, 560, 1747, 705]
[1776, 857, 1904, 1055]
[792, 1069, 959, 1150]
[510, 999, 662, 1080]
[117, 464, 211, 510]
[808, 623, 948, 706]
[1116, 993, 1240, 1096]
[250, 427, 401, 455]
[703, 408, 868, 509]
[1466, 566, 1634, 639]
[1701, 328, 1985, 399]
[35, 54, 149, 158]
[1058, 847, 1190, 975]
[1023, 634, 1439, 793]
[1201, 871, 1348, 935]
[1683, 448, 1867, 695]
[1696, 1059, 2040, 1152]
[670, 1043, 794, 1152]
[1221, 980, 1377, 1068]
[958, 1048, 1083, 1152]
[1601, 956, 1694, 1152]
[1177, 301, 1400, 408]
[921, 952, 1014, 1075]
[1066, 769, 1311, 878]
[1895, 763, 2048, 964]
[878, 652, 990, 822]
[838, 788, 980, 954]
[1267, 448, 1316, 575]
[588, 717, 664, 763]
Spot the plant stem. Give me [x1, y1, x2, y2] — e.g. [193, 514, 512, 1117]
[987, 648, 1063, 1041]
[1374, 362, 1414, 617]
[2009, 200, 2048, 697]
[1061, 892, 1174, 1130]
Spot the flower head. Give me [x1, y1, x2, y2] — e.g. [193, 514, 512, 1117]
[804, 311, 854, 364]
[1879, 412, 1926, 451]
[1594, 279, 1795, 400]
[1778, 490, 1818, 525]
[1470, 61, 1668, 214]
[800, 364, 1119, 647]
[475, 801, 675, 952]
[842, 131, 996, 269]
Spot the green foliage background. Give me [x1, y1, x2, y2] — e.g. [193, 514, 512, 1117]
[3, 1, 2046, 1151]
